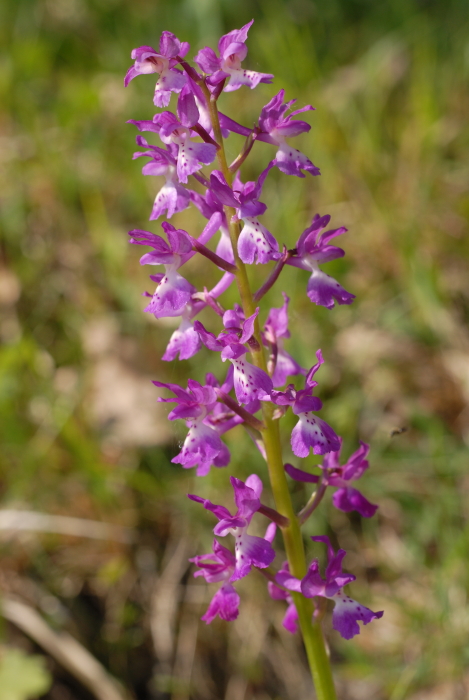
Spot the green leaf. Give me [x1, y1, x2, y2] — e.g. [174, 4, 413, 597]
[0, 647, 52, 700]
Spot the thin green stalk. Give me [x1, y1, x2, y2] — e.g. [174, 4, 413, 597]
[299, 476, 328, 525]
[204, 86, 338, 700]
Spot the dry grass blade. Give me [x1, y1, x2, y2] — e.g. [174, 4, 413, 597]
[151, 536, 192, 672]
[0, 510, 134, 543]
[171, 585, 202, 700]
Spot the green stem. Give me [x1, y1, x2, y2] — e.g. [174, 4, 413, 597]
[204, 85, 337, 700]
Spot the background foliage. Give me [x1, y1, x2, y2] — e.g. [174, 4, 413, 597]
[1, 0, 468, 698]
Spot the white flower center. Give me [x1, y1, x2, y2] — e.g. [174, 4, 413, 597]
[144, 56, 168, 74]
[222, 54, 242, 71]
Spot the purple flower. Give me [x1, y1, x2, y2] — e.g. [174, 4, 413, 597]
[129, 97, 217, 184]
[124, 33, 190, 107]
[129, 224, 195, 318]
[203, 369, 241, 432]
[300, 536, 384, 640]
[191, 539, 236, 584]
[162, 309, 201, 361]
[190, 539, 240, 623]
[153, 378, 230, 476]
[271, 350, 340, 456]
[194, 308, 273, 405]
[203, 368, 262, 437]
[263, 292, 306, 387]
[287, 214, 355, 309]
[189, 474, 276, 580]
[209, 166, 281, 264]
[187, 78, 232, 140]
[268, 562, 301, 634]
[190, 189, 234, 265]
[194, 21, 273, 92]
[258, 90, 320, 177]
[200, 583, 240, 623]
[132, 136, 191, 220]
[324, 441, 378, 518]
[283, 441, 377, 518]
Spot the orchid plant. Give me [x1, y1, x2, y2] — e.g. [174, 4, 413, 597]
[125, 22, 382, 699]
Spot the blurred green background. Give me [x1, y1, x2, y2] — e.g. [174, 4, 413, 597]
[1, 0, 468, 698]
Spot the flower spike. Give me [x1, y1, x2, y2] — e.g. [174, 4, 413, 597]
[125, 24, 382, 689]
